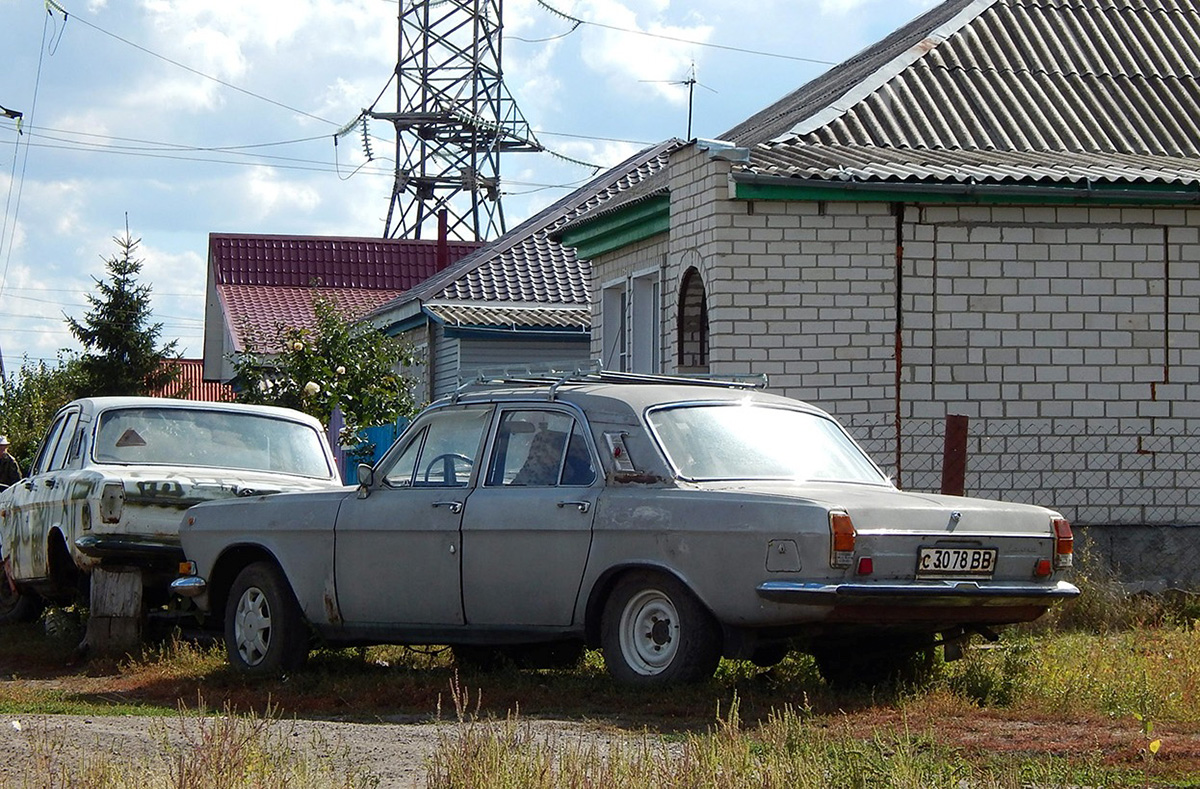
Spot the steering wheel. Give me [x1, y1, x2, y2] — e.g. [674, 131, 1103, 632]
[423, 453, 474, 484]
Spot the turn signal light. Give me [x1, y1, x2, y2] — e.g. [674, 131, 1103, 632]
[830, 511, 856, 568]
[1052, 518, 1073, 568]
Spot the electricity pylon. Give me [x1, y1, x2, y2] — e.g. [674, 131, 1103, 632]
[369, 0, 542, 242]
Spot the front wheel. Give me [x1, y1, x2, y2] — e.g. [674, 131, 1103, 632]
[601, 571, 720, 685]
[224, 562, 308, 675]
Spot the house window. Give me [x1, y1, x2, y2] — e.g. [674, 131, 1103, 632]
[678, 267, 708, 373]
[601, 269, 661, 373]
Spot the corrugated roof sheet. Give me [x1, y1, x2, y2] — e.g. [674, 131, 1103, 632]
[730, 0, 1200, 186]
[151, 359, 235, 402]
[424, 302, 590, 330]
[373, 140, 683, 323]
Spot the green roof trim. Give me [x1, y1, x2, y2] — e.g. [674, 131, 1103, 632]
[732, 175, 1200, 205]
[559, 195, 670, 259]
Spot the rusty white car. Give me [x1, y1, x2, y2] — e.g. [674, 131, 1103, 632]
[0, 397, 344, 623]
[172, 370, 1078, 686]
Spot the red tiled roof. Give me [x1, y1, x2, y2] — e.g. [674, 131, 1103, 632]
[152, 359, 235, 402]
[210, 233, 482, 289]
[223, 286, 407, 352]
[209, 233, 483, 353]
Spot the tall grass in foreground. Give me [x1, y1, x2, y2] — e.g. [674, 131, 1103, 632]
[426, 680, 1111, 789]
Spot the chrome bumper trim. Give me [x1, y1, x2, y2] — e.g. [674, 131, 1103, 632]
[757, 579, 1080, 606]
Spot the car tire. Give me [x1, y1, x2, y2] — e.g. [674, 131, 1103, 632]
[601, 571, 720, 685]
[224, 562, 308, 675]
[0, 562, 42, 625]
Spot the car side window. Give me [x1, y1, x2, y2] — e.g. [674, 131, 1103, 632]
[382, 426, 425, 488]
[46, 412, 81, 471]
[31, 412, 72, 475]
[383, 406, 491, 488]
[486, 410, 596, 487]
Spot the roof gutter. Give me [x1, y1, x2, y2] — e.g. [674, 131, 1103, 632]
[730, 172, 1200, 205]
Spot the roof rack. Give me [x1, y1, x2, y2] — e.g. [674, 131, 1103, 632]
[451, 360, 768, 402]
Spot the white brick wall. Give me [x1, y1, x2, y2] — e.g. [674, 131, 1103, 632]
[588, 149, 1200, 526]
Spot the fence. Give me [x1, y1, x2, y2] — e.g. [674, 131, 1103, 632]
[843, 415, 1200, 526]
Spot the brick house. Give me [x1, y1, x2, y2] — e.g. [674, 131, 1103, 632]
[558, 0, 1200, 583]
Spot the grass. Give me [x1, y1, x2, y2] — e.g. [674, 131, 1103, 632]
[2, 553, 1199, 787]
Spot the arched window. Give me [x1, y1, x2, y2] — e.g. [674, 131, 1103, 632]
[677, 267, 709, 373]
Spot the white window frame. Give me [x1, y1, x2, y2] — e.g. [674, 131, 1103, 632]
[600, 266, 661, 373]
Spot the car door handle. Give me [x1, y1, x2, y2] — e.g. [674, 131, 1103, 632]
[557, 500, 591, 514]
[43, 479, 56, 489]
[432, 500, 463, 514]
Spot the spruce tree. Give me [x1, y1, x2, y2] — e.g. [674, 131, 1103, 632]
[66, 230, 181, 397]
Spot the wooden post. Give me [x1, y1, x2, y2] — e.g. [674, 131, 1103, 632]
[941, 414, 969, 496]
[83, 566, 143, 657]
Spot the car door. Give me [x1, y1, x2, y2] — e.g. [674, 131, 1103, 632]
[4, 406, 83, 581]
[332, 405, 492, 627]
[460, 406, 599, 627]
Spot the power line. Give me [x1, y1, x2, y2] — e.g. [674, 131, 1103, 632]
[532, 0, 839, 67]
[58, 4, 340, 127]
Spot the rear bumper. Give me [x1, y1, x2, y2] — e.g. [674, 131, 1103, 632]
[757, 579, 1080, 607]
[74, 534, 185, 566]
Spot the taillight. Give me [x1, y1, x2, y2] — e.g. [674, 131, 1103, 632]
[830, 511, 856, 568]
[1053, 518, 1073, 568]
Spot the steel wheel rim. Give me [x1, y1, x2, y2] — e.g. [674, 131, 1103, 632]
[618, 588, 679, 675]
[234, 586, 271, 666]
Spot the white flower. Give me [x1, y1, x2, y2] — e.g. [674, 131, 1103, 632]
[303, 381, 321, 396]
[292, 340, 305, 351]
[11, 720, 21, 732]
[336, 366, 346, 375]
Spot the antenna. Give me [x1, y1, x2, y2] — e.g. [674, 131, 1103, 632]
[642, 62, 716, 139]
[368, 1, 543, 242]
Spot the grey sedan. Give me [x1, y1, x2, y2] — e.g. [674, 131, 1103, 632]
[173, 370, 1078, 686]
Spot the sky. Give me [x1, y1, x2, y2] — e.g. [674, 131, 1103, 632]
[0, 0, 937, 375]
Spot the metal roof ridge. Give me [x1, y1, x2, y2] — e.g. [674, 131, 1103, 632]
[774, 0, 1001, 143]
[367, 138, 684, 316]
[424, 299, 588, 310]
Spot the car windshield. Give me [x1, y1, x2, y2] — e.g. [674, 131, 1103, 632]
[647, 403, 887, 483]
[94, 407, 333, 478]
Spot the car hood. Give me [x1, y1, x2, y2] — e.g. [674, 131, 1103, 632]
[686, 479, 1059, 535]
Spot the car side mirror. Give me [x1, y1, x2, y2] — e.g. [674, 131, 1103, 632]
[355, 463, 374, 499]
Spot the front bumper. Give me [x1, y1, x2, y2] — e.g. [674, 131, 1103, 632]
[170, 575, 208, 598]
[757, 579, 1080, 607]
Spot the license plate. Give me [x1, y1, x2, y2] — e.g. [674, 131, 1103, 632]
[916, 546, 998, 578]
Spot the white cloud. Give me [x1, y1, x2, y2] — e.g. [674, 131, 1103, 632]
[241, 166, 322, 222]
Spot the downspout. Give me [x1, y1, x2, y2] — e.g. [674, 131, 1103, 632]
[426, 315, 436, 403]
[893, 203, 905, 487]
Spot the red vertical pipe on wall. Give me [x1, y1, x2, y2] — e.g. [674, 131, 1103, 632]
[941, 414, 969, 496]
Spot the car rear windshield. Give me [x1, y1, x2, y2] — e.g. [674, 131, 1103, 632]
[94, 407, 333, 478]
[647, 403, 887, 483]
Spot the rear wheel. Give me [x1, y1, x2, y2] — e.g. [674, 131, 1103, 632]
[601, 571, 720, 685]
[0, 561, 42, 625]
[224, 562, 308, 675]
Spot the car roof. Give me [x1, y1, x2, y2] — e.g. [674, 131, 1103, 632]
[443, 377, 833, 420]
[59, 396, 324, 425]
